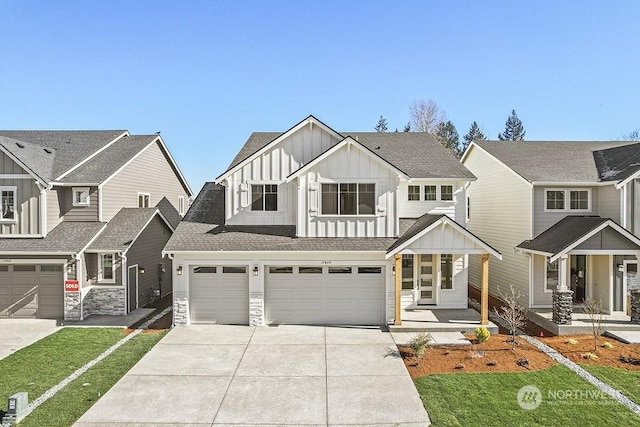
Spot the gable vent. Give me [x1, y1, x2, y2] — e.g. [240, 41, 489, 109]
[15, 142, 24, 148]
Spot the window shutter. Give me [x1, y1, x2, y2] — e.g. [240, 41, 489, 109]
[239, 183, 249, 208]
[308, 181, 318, 216]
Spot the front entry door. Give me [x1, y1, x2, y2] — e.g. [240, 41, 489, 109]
[128, 265, 138, 313]
[418, 254, 436, 304]
[570, 255, 587, 303]
[623, 261, 638, 315]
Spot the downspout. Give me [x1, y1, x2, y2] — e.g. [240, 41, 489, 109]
[121, 253, 127, 313]
[75, 254, 83, 320]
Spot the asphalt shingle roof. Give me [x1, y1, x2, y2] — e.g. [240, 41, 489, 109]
[225, 131, 474, 179]
[517, 216, 610, 255]
[60, 135, 157, 183]
[387, 214, 445, 253]
[88, 208, 160, 252]
[0, 222, 105, 253]
[156, 197, 182, 230]
[593, 142, 640, 182]
[0, 130, 126, 181]
[476, 141, 636, 183]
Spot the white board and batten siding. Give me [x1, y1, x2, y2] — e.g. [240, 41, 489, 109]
[297, 143, 398, 237]
[397, 181, 466, 223]
[463, 145, 532, 306]
[0, 152, 41, 235]
[225, 124, 341, 226]
[101, 142, 190, 221]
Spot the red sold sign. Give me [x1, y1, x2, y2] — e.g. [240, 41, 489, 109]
[64, 280, 79, 292]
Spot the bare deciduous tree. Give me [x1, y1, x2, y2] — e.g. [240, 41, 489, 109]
[493, 285, 527, 350]
[583, 297, 605, 352]
[620, 128, 640, 141]
[409, 99, 447, 134]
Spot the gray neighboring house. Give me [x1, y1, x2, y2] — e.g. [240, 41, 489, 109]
[0, 130, 192, 320]
[462, 140, 640, 330]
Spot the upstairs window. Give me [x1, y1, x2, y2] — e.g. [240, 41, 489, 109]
[72, 187, 90, 207]
[408, 185, 420, 201]
[424, 185, 437, 201]
[99, 253, 115, 283]
[546, 259, 558, 291]
[178, 196, 185, 215]
[441, 185, 454, 201]
[321, 183, 375, 215]
[545, 189, 590, 211]
[0, 187, 16, 221]
[251, 184, 277, 211]
[138, 193, 150, 208]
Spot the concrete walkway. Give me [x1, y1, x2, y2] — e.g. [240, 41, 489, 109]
[74, 325, 430, 426]
[0, 319, 60, 360]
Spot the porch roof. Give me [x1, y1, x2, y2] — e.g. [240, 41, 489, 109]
[386, 213, 501, 259]
[517, 216, 640, 261]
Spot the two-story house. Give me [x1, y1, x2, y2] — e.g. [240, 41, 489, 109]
[462, 140, 640, 330]
[165, 116, 500, 327]
[0, 130, 192, 321]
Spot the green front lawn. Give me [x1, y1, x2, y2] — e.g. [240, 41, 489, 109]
[581, 364, 640, 405]
[0, 328, 126, 410]
[20, 330, 167, 427]
[415, 365, 640, 427]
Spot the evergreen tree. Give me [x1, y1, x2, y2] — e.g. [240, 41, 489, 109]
[461, 121, 486, 154]
[374, 115, 388, 132]
[498, 109, 525, 141]
[433, 121, 459, 153]
[403, 122, 411, 132]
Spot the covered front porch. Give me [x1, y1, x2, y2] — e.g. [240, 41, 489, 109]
[518, 216, 640, 333]
[386, 214, 501, 332]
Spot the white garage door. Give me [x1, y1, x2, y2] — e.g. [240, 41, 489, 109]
[265, 265, 385, 325]
[190, 266, 249, 324]
[0, 264, 64, 318]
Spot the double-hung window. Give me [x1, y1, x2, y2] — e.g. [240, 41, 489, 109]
[440, 185, 454, 201]
[424, 185, 437, 201]
[99, 253, 116, 283]
[321, 183, 375, 215]
[251, 184, 277, 211]
[408, 185, 420, 201]
[0, 186, 16, 221]
[72, 187, 90, 207]
[138, 193, 150, 208]
[545, 189, 590, 212]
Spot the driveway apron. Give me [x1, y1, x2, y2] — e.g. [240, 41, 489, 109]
[0, 318, 60, 360]
[74, 325, 430, 426]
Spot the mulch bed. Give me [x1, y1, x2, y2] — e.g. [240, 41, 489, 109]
[542, 335, 640, 370]
[399, 334, 557, 379]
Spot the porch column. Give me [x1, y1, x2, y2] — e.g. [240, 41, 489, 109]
[394, 254, 402, 326]
[481, 253, 489, 326]
[552, 255, 573, 325]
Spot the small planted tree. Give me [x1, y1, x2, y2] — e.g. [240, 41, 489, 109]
[583, 297, 605, 352]
[493, 285, 527, 350]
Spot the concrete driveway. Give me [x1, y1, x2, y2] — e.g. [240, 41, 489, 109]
[0, 319, 60, 360]
[75, 325, 430, 426]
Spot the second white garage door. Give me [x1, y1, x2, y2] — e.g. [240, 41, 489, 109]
[265, 265, 385, 325]
[190, 266, 249, 324]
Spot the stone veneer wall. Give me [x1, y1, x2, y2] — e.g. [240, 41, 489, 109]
[64, 292, 81, 321]
[552, 289, 573, 325]
[83, 287, 127, 316]
[631, 290, 640, 324]
[249, 296, 264, 326]
[173, 296, 189, 325]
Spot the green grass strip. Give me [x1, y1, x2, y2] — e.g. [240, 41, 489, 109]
[19, 330, 167, 427]
[580, 364, 640, 406]
[415, 365, 640, 427]
[0, 328, 125, 409]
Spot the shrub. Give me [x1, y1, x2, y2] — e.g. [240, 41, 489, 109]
[566, 338, 578, 345]
[408, 332, 433, 365]
[474, 326, 490, 344]
[516, 357, 530, 368]
[493, 285, 527, 350]
[582, 352, 599, 360]
[601, 342, 614, 349]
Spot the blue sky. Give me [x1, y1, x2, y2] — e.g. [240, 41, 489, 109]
[1, 1, 639, 191]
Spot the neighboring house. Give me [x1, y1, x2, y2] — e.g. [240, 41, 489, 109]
[165, 115, 500, 326]
[462, 140, 640, 325]
[0, 130, 192, 320]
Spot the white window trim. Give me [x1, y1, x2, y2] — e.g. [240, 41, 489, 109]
[0, 186, 17, 223]
[544, 258, 559, 293]
[99, 253, 117, 284]
[544, 188, 592, 213]
[407, 184, 421, 202]
[72, 187, 90, 207]
[138, 192, 151, 208]
[424, 185, 437, 201]
[178, 195, 185, 215]
[319, 181, 377, 217]
[250, 183, 279, 212]
[440, 185, 454, 202]
[440, 254, 455, 292]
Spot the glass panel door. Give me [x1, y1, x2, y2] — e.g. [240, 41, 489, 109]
[418, 254, 435, 304]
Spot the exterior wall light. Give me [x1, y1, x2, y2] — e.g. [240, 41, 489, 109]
[253, 265, 259, 276]
[176, 265, 183, 276]
[139, 267, 145, 274]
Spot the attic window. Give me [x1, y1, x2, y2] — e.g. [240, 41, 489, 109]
[72, 187, 90, 207]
